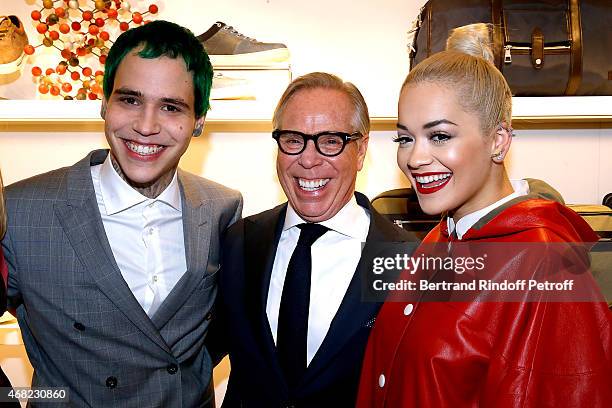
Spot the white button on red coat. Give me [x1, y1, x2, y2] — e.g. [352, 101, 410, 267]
[403, 303, 414, 316]
[378, 374, 385, 388]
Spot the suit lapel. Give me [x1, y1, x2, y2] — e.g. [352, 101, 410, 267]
[244, 205, 286, 383]
[151, 170, 212, 329]
[301, 193, 408, 384]
[54, 150, 170, 353]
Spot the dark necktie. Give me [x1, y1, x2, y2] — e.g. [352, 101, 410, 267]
[276, 223, 329, 389]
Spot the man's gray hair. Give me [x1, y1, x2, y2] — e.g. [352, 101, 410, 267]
[272, 72, 370, 136]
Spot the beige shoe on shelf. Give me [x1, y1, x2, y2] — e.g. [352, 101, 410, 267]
[197, 22, 289, 68]
[0, 15, 29, 75]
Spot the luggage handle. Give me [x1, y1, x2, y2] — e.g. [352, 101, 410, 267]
[566, 0, 582, 95]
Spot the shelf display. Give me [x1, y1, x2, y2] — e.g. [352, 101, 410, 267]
[3, 0, 159, 100]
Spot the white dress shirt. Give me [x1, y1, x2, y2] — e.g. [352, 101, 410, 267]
[266, 196, 370, 365]
[448, 179, 529, 239]
[91, 156, 187, 316]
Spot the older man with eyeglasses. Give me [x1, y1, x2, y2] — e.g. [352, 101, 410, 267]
[208, 72, 417, 407]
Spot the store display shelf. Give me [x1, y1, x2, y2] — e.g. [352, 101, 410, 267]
[1, 97, 612, 132]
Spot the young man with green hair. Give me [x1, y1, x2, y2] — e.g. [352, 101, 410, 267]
[2, 20, 242, 407]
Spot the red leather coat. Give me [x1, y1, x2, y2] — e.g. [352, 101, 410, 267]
[357, 199, 612, 407]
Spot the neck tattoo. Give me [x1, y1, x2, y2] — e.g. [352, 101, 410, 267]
[110, 155, 174, 199]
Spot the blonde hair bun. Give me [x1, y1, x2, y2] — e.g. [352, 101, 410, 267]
[446, 23, 495, 63]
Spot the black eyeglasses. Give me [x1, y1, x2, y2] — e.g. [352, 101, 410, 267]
[272, 130, 362, 157]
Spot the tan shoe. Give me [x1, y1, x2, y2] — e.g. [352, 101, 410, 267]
[0, 15, 29, 75]
[197, 22, 289, 67]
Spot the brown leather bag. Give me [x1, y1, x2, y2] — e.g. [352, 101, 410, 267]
[409, 0, 612, 96]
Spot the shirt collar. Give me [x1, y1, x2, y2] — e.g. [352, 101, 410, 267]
[447, 179, 529, 240]
[284, 195, 368, 239]
[99, 155, 181, 215]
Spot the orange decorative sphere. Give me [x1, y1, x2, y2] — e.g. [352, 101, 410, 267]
[91, 83, 103, 94]
[36, 23, 48, 34]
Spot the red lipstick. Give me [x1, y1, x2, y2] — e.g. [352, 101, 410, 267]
[412, 172, 452, 194]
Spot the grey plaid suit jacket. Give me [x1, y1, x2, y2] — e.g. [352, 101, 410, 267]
[1, 149, 243, 407]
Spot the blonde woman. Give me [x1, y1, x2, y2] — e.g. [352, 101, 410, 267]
[357, 27, 611, 407]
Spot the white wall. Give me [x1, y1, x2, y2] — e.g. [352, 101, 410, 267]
[507, 129, 612, 205]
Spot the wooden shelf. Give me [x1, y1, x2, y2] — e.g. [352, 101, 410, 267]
[2, 99, 612, 132]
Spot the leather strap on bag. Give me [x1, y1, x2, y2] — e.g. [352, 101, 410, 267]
[566, 0, 582, 95]
[531, 28, 544, 69]
[426, 2, 433, 57]
[491, 0, 503, 69]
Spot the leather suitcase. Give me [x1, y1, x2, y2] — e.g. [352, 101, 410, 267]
[409, 0, 612, 96]
[370, 188, 441, 239]
[567, 204, 612, 308]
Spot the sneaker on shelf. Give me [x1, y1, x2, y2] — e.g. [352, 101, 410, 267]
[0, 15, 29, 75]
[210, 72, 255, 100]
[197, 22, 289, 67]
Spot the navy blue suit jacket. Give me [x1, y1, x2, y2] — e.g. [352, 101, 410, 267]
[211, 192, 416, 407]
